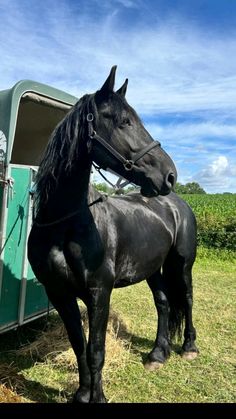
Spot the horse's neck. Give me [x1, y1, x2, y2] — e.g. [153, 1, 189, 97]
[39, 163, 92, 222]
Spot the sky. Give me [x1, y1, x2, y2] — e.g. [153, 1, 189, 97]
[0, 0, 236, 193]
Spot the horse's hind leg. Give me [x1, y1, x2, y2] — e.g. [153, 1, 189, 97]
[45, 290, 91, 403]
[180, 263, 199, 360]
[144, 270, 171, 370]
[163, 250, 199, 360]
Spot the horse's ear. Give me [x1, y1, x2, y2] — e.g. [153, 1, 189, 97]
[99, 65, 117, 94]
[116, 79, 128, 98]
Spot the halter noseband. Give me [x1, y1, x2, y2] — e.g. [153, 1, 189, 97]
[86, 113, 160, 171]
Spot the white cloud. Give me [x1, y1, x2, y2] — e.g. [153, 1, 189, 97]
[209, 156, 228, 176]
[192, 156, 236, 192]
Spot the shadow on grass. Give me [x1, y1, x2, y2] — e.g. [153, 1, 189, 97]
[0, 367, 66, 403]
[0, 314, 72, 403]
[127, 334, 183, 364]
[0, 316, 50, 352]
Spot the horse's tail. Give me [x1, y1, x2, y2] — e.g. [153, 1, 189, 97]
[167, 277, 185, 341]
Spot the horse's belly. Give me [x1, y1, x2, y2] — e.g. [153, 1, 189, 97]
[113, 227, 172, 287]
[113, 252, 166, 288]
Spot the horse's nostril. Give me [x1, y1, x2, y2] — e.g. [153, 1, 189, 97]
[166, 172, 175, 188]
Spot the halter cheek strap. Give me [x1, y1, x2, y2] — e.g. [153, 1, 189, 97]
[86, 113, 160, 171]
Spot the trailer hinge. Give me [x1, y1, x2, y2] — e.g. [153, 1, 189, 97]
[0, 159, 5, 185]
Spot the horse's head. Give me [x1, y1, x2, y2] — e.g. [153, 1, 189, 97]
[88, 66, 177, 197]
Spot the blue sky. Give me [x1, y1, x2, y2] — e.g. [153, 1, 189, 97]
[0, 0, 236, 193]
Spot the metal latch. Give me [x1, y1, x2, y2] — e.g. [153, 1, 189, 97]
[0, 158, 5, 186]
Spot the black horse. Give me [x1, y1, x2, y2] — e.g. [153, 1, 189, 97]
[28, 66, 198, 403]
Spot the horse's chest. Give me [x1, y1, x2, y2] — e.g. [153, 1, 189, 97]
[36, 241, 103, 296]
[64, 238, 104, 274]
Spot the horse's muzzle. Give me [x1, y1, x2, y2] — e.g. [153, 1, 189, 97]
[141, 170, 176, 198]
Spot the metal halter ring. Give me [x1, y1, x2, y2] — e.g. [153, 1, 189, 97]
[123, 160, 134, 171]
[87, 113, 96, 138]
[87, 113, 94, 122]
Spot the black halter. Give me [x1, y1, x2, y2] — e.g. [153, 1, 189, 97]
[86, 113, 160, 171]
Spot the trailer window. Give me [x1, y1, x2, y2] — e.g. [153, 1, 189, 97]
[11, 94, 71, 166]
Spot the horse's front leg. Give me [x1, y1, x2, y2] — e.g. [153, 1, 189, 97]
[86, 285, 112, 403]
[145, 272, 171, 369]
[46, 290, 91, 403]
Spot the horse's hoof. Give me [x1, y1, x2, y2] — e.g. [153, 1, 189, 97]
[90, 396, 107, 403]
[73, 388, 91, 403]
[181, 351, 198, 361]
[144, 360, 164, 371]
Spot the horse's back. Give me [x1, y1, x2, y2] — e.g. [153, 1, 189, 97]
[106, 190, 196, 236]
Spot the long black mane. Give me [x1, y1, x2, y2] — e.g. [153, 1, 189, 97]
[35, 93, 97, 209]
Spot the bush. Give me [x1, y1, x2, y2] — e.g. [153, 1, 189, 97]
[181, 194, 236, 250]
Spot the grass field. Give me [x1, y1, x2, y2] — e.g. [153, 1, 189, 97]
[0, 247, 235, 403]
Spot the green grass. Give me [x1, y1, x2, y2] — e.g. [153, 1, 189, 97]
[0, 247, 235, 403]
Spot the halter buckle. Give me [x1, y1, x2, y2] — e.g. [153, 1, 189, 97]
[87, 113, 96, 138]
[124, 160, 134, 171]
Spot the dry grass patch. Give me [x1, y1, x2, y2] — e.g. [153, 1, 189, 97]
[0, 307, 131, 403]
[0, 384, 26, 403]
[0, 363, 30, 403]
[15, 307, 131, 388]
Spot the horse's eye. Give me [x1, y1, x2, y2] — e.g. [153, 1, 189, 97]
[102, 111, 112, 119]
[121, 117, 131, 127]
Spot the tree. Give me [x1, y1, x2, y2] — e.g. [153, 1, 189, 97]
[93, 182, 113, 194]
[174, 182, 206, 194]
[93, 182, 138, 195]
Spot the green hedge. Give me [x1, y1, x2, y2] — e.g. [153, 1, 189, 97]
[180, 194, 236, 250]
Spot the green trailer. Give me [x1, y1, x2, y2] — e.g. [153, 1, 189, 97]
[0, 80, 77, 333]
